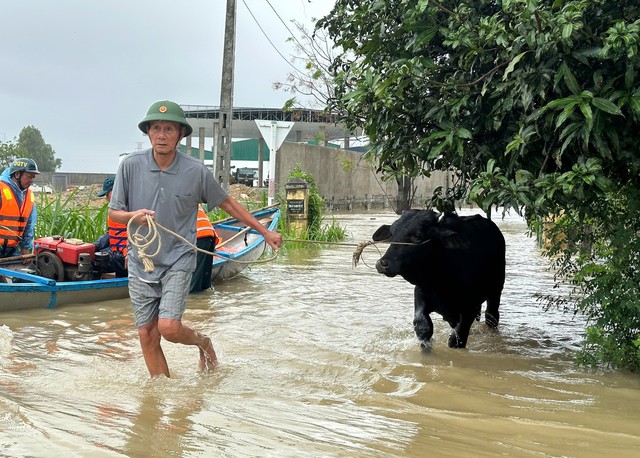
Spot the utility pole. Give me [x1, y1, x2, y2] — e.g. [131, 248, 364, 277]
[215, 0, 236, 190]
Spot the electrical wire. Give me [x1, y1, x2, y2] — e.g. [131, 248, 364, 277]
[241, 0, 303, 73]
[264, 0, 308, 51]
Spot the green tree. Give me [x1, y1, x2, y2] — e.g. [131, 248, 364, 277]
[320, 0, 640, 370]
[274, 18, 416, 214]
[15, 126, 62, 172]
[0, 139, 18, 170]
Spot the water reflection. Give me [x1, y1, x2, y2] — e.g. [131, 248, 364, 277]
[0, 211, 639, 457]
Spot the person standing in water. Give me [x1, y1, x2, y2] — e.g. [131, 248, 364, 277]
[109, 100, 282, 377]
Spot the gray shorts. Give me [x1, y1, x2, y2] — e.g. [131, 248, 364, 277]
[129, 270, 192, 327]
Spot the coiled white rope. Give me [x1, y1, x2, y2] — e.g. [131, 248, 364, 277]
[127, 213, 162, 272]
[127, 212, 278, 272]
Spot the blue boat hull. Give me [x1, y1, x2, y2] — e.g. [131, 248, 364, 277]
[0, 206, 280, 311]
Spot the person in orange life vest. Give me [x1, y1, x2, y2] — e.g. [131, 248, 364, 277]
[94, 177, 128, 277]
[189, 204, 219, 293]
[0, 158, 40, 261]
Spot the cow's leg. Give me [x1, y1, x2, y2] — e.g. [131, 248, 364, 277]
[447, 311, 477, 348]
[413, 287, 433, 345]
[485, 290, 501, 328]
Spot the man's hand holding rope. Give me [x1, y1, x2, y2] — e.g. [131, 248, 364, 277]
[129, 209, 155, 227]
[263, 230, 283, 251]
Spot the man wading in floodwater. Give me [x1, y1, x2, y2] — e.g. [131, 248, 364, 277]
[109, 100, 282, 377]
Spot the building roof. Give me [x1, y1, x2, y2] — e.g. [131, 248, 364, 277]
[181, 105, 354, 142]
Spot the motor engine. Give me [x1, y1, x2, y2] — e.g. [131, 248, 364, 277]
[33, 236, 110, 281]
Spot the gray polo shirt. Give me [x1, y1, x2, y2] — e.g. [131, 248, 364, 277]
[110, 149, 227, 281]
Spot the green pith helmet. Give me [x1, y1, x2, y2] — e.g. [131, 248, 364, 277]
[9, 158, 40, 175]
[138, 100, 193, 137]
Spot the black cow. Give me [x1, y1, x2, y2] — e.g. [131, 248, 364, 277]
[372, 210, 505, 349]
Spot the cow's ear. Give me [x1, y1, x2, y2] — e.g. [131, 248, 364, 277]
[372, 224, 391, 241]
[439, 229, 471, 249]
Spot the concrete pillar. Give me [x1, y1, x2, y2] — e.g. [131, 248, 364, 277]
[285, 178, 310, 233]
[199, 127, 206, 162]
[319, 125, 327, 146]
[258, 136, 264, 187]
[212, 121, 219, 176]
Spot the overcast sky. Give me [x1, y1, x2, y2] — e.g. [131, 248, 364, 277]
[0, 0, 335, 173]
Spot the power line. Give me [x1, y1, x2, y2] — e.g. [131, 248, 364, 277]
[264, 0, 307, 51]
[241, 0, 303, 74]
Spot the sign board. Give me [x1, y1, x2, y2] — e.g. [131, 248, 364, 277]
[255, 120, 294, 151]
[285, 182, 309, 190]
[255, 120, 295, 204]
[286, 199, 305, 214]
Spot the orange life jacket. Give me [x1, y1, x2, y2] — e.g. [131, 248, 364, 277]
[196, 206, 216, 239]
[107, 216, 128, 255]
[0, 181, 35, 249]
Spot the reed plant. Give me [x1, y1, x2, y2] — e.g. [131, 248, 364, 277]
[34, 181, 344, 250]
[35, 189, 107, 243]
[276, 217, 347, 250]
[277, 166, 347, 247]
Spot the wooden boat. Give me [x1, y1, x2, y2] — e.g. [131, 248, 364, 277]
[0, 205, 280, 311]
[210, 205, 280, 283]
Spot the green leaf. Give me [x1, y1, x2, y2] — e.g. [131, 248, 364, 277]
[515, 169, 533, 183]
[556, 104, 576, 127]
[561, 62, 582, 95]
[559, 122, 581, 141]
[625, 64, 635, 90]
[424, 130, 448, 142]
[456, 127, 472, 139]
[545, 95, 581, 110]
[342, 88, 364, 101]
[592, 97, 623, 116]
[628, 96, 640, 118]
[579, 103, 593, 122]
[502, 51, 528, 81]
[560, 128, 579, 155]
[487, 158, 496, 174]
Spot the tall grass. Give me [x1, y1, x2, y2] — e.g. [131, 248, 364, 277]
[277, 215, 346, 247]
[35, 190, 107, 243]
[278, 166, 348, 247]
[34, 183, 346, 249]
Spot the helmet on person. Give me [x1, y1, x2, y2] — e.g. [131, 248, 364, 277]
[97, 176, 115, 197]
[9, 158, 40, 175]
[137, 100, 193, 137]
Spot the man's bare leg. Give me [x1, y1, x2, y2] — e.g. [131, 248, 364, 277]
[197, 335, 217, 372]
[138, 320, 170, 377]
[157, 318, 217, 372]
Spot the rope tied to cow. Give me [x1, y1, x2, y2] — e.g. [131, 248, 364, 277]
[352, 240, 378, 267]
[271, 237, 431, 268]
[126, 212, 428, 272]
[127, 213, 278, 273]
[352, 238, 432, 268]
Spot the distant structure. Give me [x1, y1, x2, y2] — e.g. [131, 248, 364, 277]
[181, 105, 358, 189]
[182, 105, 355, 147]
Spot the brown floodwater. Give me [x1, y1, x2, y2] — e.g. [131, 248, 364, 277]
[1, 210, 639, 457]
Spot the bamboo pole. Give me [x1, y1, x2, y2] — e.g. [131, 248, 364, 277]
[0, 253, 35, 264]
